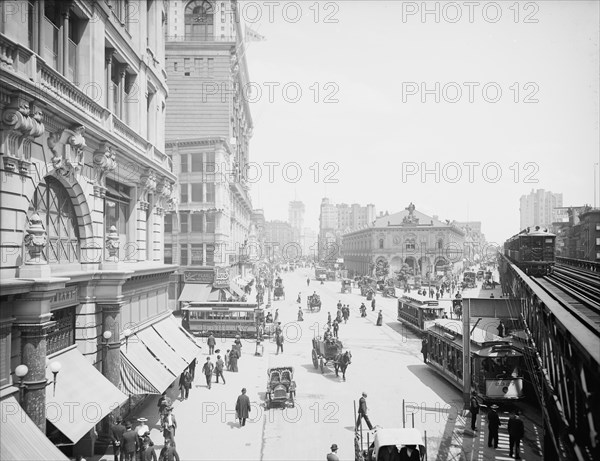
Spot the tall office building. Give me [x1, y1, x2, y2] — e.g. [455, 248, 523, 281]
[289, 200, 305, 244]
[520, 189, 563, 230]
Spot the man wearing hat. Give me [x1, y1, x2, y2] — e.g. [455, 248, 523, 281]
[508, 409, 525, 459]
[487, 404, 501, 449]
[356, 392, 374, 430]
[235, 388, 251, 427]
[327, 443, 340, 461]
[120, 421, 137, 461]
[161, 406, 177, 444]
[201, 356, 214, 389]
[109, 416, 125, 461]
[469, 391, 480, 431]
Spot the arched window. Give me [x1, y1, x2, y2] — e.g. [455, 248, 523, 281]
[185, 0, 214, 41]
[437, 238, 444, 250]
[405, 238, 415, 251]
[379, 238, 384, 249]
[28, 177, 80, 263]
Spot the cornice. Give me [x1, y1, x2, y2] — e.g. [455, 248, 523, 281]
[166, 137, 233, 155]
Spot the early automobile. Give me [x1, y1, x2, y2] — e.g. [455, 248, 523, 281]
[274, 277, 285, 300]
[265, 366, 296, 409]
[307, 294, 322, 312]
[341, 278, 352, 294]
[366, 428, 427, 461]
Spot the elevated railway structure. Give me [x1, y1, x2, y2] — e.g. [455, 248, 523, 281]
[499, 254, 599, 461]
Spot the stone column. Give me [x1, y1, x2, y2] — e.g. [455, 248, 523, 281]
[118, 64, 128, 120]
[15, 321, 56, 432]
[106, 51, 114, 111]
[99, 303, 123, 389]
[61, 6, 70, 76]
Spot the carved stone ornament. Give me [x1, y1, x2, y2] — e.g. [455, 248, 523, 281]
[47, 124, 87, 178]
[105, 225, 120, 262]
[0, 94, 45, 172]
[23, 212, 48, 264]
[93, 142, 117, 197]
[155, 178, 174, 214]
[138, 169, 158, 209]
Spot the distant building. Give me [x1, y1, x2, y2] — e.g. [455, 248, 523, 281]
[289, 200, 305, 244]
[301, 227, 319, 260]
[552, 207, 600, 261]
[318, 198, 376, 261]
[342, 204, 465, 277]
[520, 189, 563, 230]
[265, 220, 294, 261]
[453, 221, 488, 263]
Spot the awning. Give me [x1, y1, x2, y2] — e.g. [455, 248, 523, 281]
[120, 339, 176, 396]
[178, 283, 212, 302]
[135, 327, 188, 374]
[153, 316, 201, 363]
[207, 288, 224, 302]
[1, 396, 69, 461]
[229, 283, 245, 298]
[46, 346, 127, 443]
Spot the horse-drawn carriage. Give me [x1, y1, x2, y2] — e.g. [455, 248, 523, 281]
[341, 279, 352, 294]
[274, 277, 285, 300]
[311, 336, 352, 380]
[265, 366, 296, 409]
[307, 294, 322, 312]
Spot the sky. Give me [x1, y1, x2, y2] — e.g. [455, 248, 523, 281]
[239, 0, 599, 244]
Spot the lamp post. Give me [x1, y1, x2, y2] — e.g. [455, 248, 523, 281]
[123, 328, 132, 352]
[15, 361, 62, 403]
[102, 330, 112, 374]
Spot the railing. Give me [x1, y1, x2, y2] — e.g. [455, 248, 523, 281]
[166, 34, 236, 43]
[556, 256, 599, 272]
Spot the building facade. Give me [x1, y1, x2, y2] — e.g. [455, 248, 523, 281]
[0, 1, 199, 458]
[342, 204, 465, 278]
[552, 207, 600, 261]
[454, 221, 488, 264]
[264, 220, 294, 261]
[288, 200, 305, 244]
[163, 0, 254, 306]
[301, 227, 318, 260]
[520, 189, 563, 230]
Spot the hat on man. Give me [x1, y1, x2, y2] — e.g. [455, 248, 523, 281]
[490, 404, 499, 410]
[331, 444, 338, 451]
[137, 417, 148, 422]
[362, 392, 367, 397]
[125, 421, 132, 429]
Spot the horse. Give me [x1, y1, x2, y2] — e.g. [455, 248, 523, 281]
[334, 351, 352, 381]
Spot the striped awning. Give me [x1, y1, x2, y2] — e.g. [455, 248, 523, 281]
[119, 338, 176, 396]
[152, 316, 201, 363]
[120, 353, 160, 395]
[1, 396, 69, 461]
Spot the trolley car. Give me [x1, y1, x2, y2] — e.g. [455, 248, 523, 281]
[426, 319, 525, 401]
[182, 302, 262, 338]
[504, 226, 556, 276]
[397, 293, 444, 334]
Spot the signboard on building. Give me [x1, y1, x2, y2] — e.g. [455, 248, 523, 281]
[184, 269, 214, 284]
[213, 267, 230, 288]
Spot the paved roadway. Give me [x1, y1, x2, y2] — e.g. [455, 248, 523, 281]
[98, 267, 542, 461]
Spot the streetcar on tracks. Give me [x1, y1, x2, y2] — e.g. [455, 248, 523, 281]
[397, 293, 444, 334]
[182, 302, 262, 338]
[504, 226, 556, 276]
[425, 318, 526, 401]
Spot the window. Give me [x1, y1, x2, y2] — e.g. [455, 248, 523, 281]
[195, 58, 204, 74]
[105, 178, 131, 260]
[164, 243, 173, 264]
[206, 214, 215, 233]
[185, 0, 214, 41]
[0, 328, 10, 387]
[164, 214, 173, 233]
[206, 244, 215, 265]
[191, 183, 203, 202]
[184, 58, 191, 76]
[205, 183, 215, 202]
[180, 154, 188, 173]
[174, 61, 179, 72]
[191, 154, 203, 172]
[405, 239, 416, 251]
[379, 238, 384, 249]
[191, 214, 203, 232]
[47, 307, 76, 355]
[41, 2, 82, 82]
[180, 244, 188, 266]
[180, 184, 188, 203]
[437, 239, 444, 250]
[28, 177, 80, 264]
[191, 244, 203, 265]
[180, 214, 189, 233]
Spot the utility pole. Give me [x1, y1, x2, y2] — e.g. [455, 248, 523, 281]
[462, 298, 471, 404]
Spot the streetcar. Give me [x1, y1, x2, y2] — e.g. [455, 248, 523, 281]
[425, 319, 525, 401]
[181, 302, 262, 338]
[315, 267, 327, 281]
[504, 226, 556, 276]
[397, 293, 444, 334]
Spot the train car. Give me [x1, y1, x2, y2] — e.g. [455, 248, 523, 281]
[426, 319, 525, 402]
[397, 293, 445, 334]
[182, 302, 261, 338]
[504, 226, 556, 276]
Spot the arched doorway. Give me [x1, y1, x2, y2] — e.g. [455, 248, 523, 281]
[185, 0, 214, 41]
[434, 257, 448, 275]
[405, 257, 416, 273]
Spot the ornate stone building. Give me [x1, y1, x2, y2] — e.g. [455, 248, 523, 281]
[342, 204, 466, 278]
[163, 0, 254, 307]
[0, 2, 199, 459]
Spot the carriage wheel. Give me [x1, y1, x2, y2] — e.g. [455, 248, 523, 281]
[320, 357, 325, 373]
[312, 349, 318, 368]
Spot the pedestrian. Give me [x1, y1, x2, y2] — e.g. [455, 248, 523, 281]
[490, 293, 495, 298]
[141, 436, 157, 461]
[157, 392, 172, 418]
[508, 410, 525, 459]
[429, 288, 434, 298]
[276, 332, 284, 354]
[274, 309, 279, 323]
[202, 357, 214, 389]
[207, 333, 216, 355]
[327, 443, 340, 461]
[179, 369, 192, 400]
[469, 391, 479, 431]
[235, 388, 251, 427]
[188, 357, 197, 381]
[376, 310, 383, 326]
[497, 320, 506, 337]
[371, 297, 376, 311]
[337, 300, 342, 310]
[332, 319, 339, 338]
[225, 349, 230, 370]
[487, 404, 501, 448]
[229, 347, 239, 372]
[307, 277, 310, 286]
[435, 290, 439, 300]
[158, 440, 180, 461]
[297, 292, 301, 303]
[355, 392, 374, 430]
[161, 407, 177, 444]
[421, 337, 428, 363]
[120, 421, 137, 461]
[109, 417, 125, 461]
[215, 354, 226, 384]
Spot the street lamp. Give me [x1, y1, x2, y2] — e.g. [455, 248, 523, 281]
[15, 360, 62, 403]
[123, 328, 132, 352]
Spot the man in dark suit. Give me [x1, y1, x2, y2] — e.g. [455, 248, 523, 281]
[120, 421, 137, 461]
[235, 388, 251, 427]
[158, 440, 180, 461]
[469, 391, 480, 431]
[356, 392, 374, 430]
[109, 417, 126, 461]
[398, 445, 420, 461]
[487, 404, 501, 448]
[508, 410, 525, 459]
